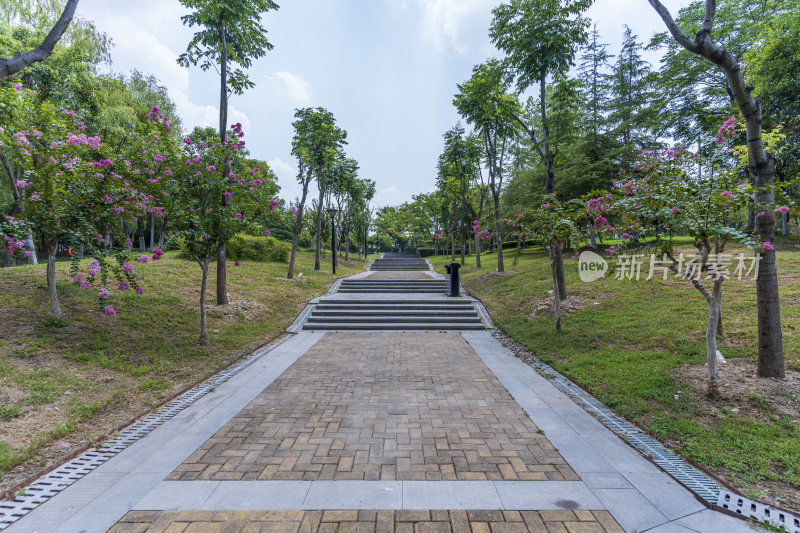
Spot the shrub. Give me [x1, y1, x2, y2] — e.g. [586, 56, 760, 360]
[227, 235, 289, 263]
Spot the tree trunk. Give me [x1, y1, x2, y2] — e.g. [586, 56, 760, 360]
[705, 277, 723, 397]
[475, 236, 481, 268]
[553, 245, 567, 300]
[0, 0, 78, 77]
[138, 219, 146, 252]
[46, 240, 61, 320]
[26, 233, 37, 265]
[149, 215, 155, 250]
[158, 216, 167, 248]
[199, 258, 210, 340]
[288, 179, 311, 279]
[460, 219, 465, 266]
[314, 183, 324, 271]
[781, 213, 789, 236]
[216, 245, 227, 304]
[492, 192, 504, 272]
[551, 249, 561, 331]
[216, 14, 230, 306]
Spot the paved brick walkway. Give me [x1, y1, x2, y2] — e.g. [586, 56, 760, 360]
[109, 509, 623, 532]
[168, 333, 576, 482]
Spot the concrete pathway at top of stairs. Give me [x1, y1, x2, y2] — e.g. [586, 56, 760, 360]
[5, 275, 760, 533]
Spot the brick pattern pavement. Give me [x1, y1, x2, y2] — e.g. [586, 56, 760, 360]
[109, 509, 624, 532]
[364, 271, 433, 279]
[169, 333, 576, 482]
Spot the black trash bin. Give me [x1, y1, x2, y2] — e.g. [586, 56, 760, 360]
[443, 262, 461, 297]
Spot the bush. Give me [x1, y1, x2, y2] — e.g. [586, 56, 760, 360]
[417, 248, 436, 257]
[227, 235, 289, 263]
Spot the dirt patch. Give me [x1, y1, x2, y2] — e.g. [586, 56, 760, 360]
[673, 362, 800, 424]
[206, 298, 267, 323]
[529, 296, 601, 319]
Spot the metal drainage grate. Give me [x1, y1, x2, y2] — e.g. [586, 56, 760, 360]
[0, 336, 289, 531]
[519, 351, 721, 503]
[508, 339, 800, 532]
[718, 491, 800, 533]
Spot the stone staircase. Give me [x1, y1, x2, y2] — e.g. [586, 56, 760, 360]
[337, 278, 446, 293]
[370, 253, 430, 271]
[302, 298, 484, 330]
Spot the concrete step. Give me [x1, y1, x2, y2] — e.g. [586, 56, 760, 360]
[306, 316, 482, 324]
[302, 322, 484, 330]
[311, 310, 478, 317]
[338, 289, 446, 293]
[316, 299, 471, 305]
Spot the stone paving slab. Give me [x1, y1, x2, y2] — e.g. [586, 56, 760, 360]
[168, 333, 576, 483]
[108, 509, 624, 532]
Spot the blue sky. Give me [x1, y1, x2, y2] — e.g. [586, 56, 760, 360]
[79, 0, 684, 207]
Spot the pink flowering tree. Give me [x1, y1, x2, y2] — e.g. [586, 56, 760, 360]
[166, 128, 273, 339]
[1, 83, 151, 319]
[518, 196, 582, 330]
[610, 134, 760, 395]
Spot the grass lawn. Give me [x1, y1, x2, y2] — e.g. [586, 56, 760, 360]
[430, 241, 800, 510]
[0, 248, 364, 494]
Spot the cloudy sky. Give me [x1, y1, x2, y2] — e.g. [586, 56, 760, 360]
[78, 0, 687, 207]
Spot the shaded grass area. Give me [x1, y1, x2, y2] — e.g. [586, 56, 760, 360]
[430, 245, 800, 508]
[0, 249, 364, 492]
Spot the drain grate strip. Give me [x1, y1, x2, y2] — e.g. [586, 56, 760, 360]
[501, 334, 800, 533]
[0, 336, 290, 530]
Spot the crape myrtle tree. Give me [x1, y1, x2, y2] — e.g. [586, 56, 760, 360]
[454, 61, 519, 272]
[166, 126, 274, 339]
[490, 0, 591, 298]
[647, 0, 786, 377]
[287, 107, 345, 279]
[518, 195, 580, 330]
[601, 121, 785, 395]
[1, 83, 153, 319]
[178, 0, 278, 305]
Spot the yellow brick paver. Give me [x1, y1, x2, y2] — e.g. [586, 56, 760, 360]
[109, 510, 623, 533]
[168, 333, 575, 482]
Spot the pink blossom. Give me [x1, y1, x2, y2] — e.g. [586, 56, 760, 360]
[119, 281, 130, 290]
[152, 249, 164, 261]
[761, 241, 775, 252]
[135, 286, 144, 295]
[98, 287, 110, 299]
[234, 213, 243, 219]
[104, 305, 116, 316]
[136, 254, 149, 264]
[234, 261, 241, 266]
[720, 191, 734, 200]
[774, 206, 790, 215]
[80, 281, 91, 290]
[121, 263, 134, 274]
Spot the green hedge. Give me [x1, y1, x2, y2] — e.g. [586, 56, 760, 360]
[176, 234, 290, 263]
[228, 235, 289, 263]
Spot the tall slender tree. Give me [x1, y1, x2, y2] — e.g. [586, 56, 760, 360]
[287, 107, 344, 279]
[490, 0, 590, 294]
[454, 62, 519, 272]
[647, 0, 785, 378]
[178, 0, 278, 304]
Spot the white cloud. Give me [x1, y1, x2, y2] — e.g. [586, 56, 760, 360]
[416, 0, 499, 54]
[270, 158, 301, 201]
[84, 5, 251, 136]
[375, 185, 413, 207]
[272, 71, 312, 105]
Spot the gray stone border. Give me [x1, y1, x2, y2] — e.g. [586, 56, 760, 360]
[461, 331, 760, 533]
[129, 480, 602, 511]
[0, 333, 322, 532]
